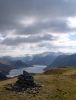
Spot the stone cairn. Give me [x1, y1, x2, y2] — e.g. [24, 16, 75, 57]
[6, 71, 42, 94]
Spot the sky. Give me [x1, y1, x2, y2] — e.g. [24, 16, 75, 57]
[0, 0, 76, 56]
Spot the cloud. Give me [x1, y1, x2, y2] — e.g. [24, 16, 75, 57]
[0, 34, 54, 46]
[0, 0, 76, 56]
[15, 19, 68, 35]
[0, 0, 76, 34]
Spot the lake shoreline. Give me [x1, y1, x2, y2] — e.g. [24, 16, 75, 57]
[7, 65, 47, 77]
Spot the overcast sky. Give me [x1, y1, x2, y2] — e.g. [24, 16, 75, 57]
[0, 0, 76, 56]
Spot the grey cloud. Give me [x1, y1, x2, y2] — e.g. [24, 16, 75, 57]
[0, 0, 76, 55]
[0, 0, 76, 34]
[16, 19, 76, 35]
[0, 34, 54, 46]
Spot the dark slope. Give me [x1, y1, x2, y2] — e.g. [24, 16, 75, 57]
[45, 54, 76, 70]
[0, 52, 63, 66]
[0, 62, 15, 75]
[0, 60, 28, 75]
[0, 72, 7, 80]
[10, 60, 28, 68]
[24, 52, 60, 66]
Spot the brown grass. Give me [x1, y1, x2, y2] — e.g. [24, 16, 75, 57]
[0, 68, 76, 100]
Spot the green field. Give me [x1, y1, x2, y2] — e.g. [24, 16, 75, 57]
[0, 68, 76, 100]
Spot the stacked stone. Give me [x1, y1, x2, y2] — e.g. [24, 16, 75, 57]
[6, 71, 42, 94]
[12, 71, 36, 91]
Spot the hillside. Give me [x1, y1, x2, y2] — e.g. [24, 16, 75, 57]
[24, 52, 59, 65]
[0, 52, 61, 66]
[0, 62, 15, 75]
[0, 72, 7, 80]
[0, 60, 28, 75]
[45, 54, 76, 70]
[0, 68, 76, 100]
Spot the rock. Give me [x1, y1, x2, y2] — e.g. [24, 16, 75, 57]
[6, 70, 42, 94]
[14, 71, 35, 89]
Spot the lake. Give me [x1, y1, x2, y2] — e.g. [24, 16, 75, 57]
[7, 65, 46, 77]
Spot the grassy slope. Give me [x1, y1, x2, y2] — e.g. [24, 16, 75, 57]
[0, 68, 76, 100]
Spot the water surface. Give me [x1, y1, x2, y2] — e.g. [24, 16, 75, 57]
[7, 65, 46, 77]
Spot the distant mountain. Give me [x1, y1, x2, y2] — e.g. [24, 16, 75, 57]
[0, 60, 28, 75]
[10, 60, 28, 68]
[23, 52, 62, 66]
[0, 52, 64, 75]
[0, 62, 15, 75]
[45, 54, 76, 70]
[0, 52, 64, 66]
[0, 56, 32, 66]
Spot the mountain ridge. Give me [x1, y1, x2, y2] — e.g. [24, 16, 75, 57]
[45, 53, 76, 70]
